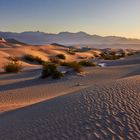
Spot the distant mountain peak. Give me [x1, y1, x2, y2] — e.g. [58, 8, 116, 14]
[58, 31, 88, 35]
[0, 31, 140, 46]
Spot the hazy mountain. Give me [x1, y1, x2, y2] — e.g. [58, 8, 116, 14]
[5, 39, 27, 45]
[0, 31, 140, 45]
[0, 37, 6, 43]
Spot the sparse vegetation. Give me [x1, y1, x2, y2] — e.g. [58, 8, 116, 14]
[41, 63, 63, 79]
[52, 71, 64, 79]
[8, 56, 20, 62]
[24, 54, 35, 62]
[34, 56, 45, 64]
[24, 54, 44, 64]
[60, 62, 70, 66]
[61, 61, 83, 73]
[67, 61, 83, 73]
[119, 52, 126, 57]
[127, 52, 135, 56]
[4, 58, 23, 73]
[67, 49, 76, 55]
[79, 60, 96, 67]
[50, 57, 61, 64]
[100, 52, 123, 60]
[56, 54, 66, 60]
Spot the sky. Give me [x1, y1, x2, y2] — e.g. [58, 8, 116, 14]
[0, 0, 140, 38]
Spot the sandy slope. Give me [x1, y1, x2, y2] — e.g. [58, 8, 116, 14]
[0, 43, 98, 70]
[0, 62, 138, 112]
[0, 76, 140, 140]
[0, 54, 140, 139]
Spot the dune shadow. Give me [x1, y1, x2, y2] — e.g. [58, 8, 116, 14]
[0, 75, 66, 92]
[0, 69, 41, 81]
[101, 58, 140, 67]
[122, 67, 140, 78]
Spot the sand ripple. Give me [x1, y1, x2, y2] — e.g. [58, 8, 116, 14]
[0, 76, 140, 140]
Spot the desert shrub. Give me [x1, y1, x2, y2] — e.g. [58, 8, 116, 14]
[100, 53, 122, 60]
[24, 54, 44, 64]
[127, 52, 134, 56]
[60, 62, 70, 66]
[68, 61, 83, 73]
[34, 56, 45, 64]
[105, 55, 121, 60]
[41, 63, 56, 78]
[8, 56, 19, 62]
[79, 60, 96, 67]
[52, 71, 64, 79]
[109, 51, 116, 56]
[60, 61, 83, 73]
[67, 49, 76, 55]
[56, 54, 66, 60]
[119, 52, 126, 57]
[41, 63, 63, 79]
[4, 61, 22, 73]
[50, 57, 61, 64]
[24, 54, 35, 62]
[135, 51, 140, 54]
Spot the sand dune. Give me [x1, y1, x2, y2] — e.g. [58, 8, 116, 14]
[0, 42, 98, 70]
[0, 40, 140, 139]
[0, 70, 140, 140]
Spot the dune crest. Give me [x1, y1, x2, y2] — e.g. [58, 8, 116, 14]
[0, 38, 140, 139]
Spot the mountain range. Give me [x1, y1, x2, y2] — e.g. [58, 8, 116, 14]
[0, 31, 140, 45]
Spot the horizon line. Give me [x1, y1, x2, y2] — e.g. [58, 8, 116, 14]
[0, 30, 140, 40]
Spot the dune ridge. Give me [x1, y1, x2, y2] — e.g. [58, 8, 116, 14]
[0, 39, 140, 139]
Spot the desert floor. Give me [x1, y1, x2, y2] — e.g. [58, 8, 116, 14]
[0, 54, 140, 140]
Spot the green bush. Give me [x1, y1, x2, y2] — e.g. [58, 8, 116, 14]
[4, 61, 23, 73]
[41, 63, 63, 79]
[56, 54, 66, 60]
[79, 60, 96, 67]
[24, 54, 44, 64]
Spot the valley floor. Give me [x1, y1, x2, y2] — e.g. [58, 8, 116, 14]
[0, 54, 140, 140]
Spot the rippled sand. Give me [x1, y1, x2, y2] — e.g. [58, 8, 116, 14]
[0, 54, 140, 140]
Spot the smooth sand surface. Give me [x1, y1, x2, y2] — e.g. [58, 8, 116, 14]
[0, 53, 140, 139]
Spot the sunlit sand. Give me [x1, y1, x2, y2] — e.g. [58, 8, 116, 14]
[0, 38, 140, 140]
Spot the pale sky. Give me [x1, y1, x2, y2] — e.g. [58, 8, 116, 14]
[0, 0, 140, 38]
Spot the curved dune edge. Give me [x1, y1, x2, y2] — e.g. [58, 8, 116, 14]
[0, 61, 139, 113]
[0, 85, 88, 113]
[0, 52, 140, 139]
[0, 75, 140, 140]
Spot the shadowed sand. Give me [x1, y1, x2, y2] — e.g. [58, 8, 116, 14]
[0, 53, 140, 139]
